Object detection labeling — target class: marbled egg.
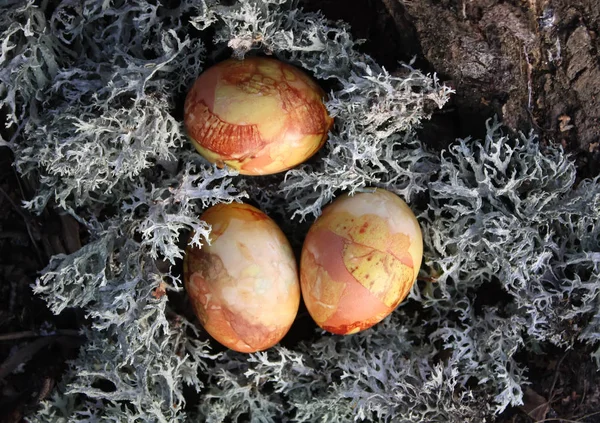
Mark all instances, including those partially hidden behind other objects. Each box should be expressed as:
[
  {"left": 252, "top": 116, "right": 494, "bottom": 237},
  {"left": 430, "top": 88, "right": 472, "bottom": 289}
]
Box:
[
  {"left": 183, "top": 203, "right": 300, "bottom": 352},
  {"left": 300, "top": 189, "right": 423, "bottom": 335},
  {"left": 184, "top": 57, "right": 333, "bottom": 175}
]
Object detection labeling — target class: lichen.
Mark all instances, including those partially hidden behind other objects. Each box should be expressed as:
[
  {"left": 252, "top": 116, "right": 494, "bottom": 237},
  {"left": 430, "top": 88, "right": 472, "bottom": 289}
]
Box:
[{"left": 1, "top": 1, "right": 598, "bottom": 422}]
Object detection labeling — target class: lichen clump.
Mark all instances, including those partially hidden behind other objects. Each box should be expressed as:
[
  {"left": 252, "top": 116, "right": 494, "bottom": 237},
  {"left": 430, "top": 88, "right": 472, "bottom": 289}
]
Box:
[{"left": 1, "top": 1, "right": 599, "bottom": 422}]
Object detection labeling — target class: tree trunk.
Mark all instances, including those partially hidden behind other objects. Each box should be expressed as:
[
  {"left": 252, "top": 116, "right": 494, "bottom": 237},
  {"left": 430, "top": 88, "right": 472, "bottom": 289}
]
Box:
[{"left": 302, "top": 0, "right": 600, "bottom": 177}]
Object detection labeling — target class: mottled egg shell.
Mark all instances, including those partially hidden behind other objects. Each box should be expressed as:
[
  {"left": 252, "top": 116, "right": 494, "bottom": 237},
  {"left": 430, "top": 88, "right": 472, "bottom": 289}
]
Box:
[
  {"left": 184, "top": 203, "right": 300, "bottom": 353},
  {"left": 300, "top": 189, "right": 423, "bottom": 335},
  {"left": 184, "top": 57, "right": 333, "bottom": 175}
]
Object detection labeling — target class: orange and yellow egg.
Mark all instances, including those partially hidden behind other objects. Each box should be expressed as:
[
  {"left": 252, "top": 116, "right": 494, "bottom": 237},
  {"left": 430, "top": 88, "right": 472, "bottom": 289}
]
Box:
[
  {"left": 300, "top": 189, "right": 423, "bottom": 335},
  {"left": 184, "top": 57, "right": 333, "bottom": 175}
]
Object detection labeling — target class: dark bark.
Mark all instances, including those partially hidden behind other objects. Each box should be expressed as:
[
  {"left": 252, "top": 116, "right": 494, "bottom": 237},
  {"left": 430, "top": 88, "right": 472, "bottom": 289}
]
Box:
[
  {"left": 384, "top": 0, "right": 600, "bottom": 175},
  {"left": 302, "top": 0, "right": 600, "bottom": 176}
]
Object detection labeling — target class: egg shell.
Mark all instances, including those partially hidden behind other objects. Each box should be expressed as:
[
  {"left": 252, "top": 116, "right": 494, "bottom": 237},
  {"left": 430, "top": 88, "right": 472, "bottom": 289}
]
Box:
[
  {"left": 184, "top": 57, "right": 333, "bottom": 175},
  {"left": 300, "top": 189, "right": 423, "bottom": 335},
  {"left": 183, "top": 203, "right": 300, "bottom": 353}
]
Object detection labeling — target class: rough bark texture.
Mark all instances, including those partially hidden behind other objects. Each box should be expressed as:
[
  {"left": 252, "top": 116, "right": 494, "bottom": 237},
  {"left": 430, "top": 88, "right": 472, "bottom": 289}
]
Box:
[
  {"left": 302, "top": 0, "right": 600, "bottom": 176},
  {"left": 384, "top": 0, "right": 600, "bottom": 174}
]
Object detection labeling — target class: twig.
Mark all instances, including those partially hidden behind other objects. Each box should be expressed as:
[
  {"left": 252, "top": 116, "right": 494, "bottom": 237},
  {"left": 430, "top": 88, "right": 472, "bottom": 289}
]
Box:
[
  {"left": 0, "top": 117, "right": 26, "bottom": 148},
  {"left": 0, "top": 331, "right": 37, "bottom": 341},
  {"left": 0, "top": 184, "right": 45, "bottom": 265},
  {"left": 0, "top": 185, "right": 28, "bottom": 221},
  {"left": 548, "top": 351, "right": 569, "bottom": 403},
  {"left": 417, "top": 276, "right": 438, "bottom": 283},
  {"left": 0, "top": 336, "right": 58, "bottom": 381},
  {"left": 535, "top": 410, "right": 600, "bottom": 423},
  {"left": 36, "top": 376, "right": 54, "bottom": 402},
  {"left": 523, "top": 387, "right": 551, "bottom": 421},
  {"left": 0, "top": 329, "right": 81, "bottom": 342},
  {"left": 0, "top": 231, "right": 28, "bottom": 240},
  {"left": 575, "top": 410, "right": 600, "bottom": 422},
  {"left": 525, "top": 351, "right": 569, "bottom": 420},
  {"left": 523, "top": 45, "right": 533, "bottom": 111},
  {"left": 59, "top": 213, "right": 82, "bottom": 254},
  {"left": 575, "top": 379, "right": 587, "bottom": 414}
]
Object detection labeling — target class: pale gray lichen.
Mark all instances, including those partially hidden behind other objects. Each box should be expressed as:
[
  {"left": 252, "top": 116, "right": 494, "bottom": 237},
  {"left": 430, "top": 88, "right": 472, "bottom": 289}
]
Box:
[
  {"left": 419, "top": 119, "right": 600, "bottom": 412},
  {"left": 1, "top": 0, "right": 599, "bottom": 422},
  {"left": 421, "top": 119, "right": 600, "bottom": 348}
]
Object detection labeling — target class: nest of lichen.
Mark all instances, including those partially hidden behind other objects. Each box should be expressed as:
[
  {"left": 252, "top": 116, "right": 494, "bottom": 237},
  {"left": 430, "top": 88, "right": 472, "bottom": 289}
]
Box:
[{"left": 1, "top": 1, "right": 599, "bottom": 421}]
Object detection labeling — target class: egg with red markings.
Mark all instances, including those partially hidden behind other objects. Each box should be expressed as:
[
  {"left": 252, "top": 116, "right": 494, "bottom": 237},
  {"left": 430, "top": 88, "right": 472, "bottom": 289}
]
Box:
[
  {"left": 183, "top": 203, "right": 300, "bottom": 353},
  {"left": 300, "top": 189, "right": 423, "bottom": 335},
  {"left": 184, "top": 57, "right": 333, "bottom": 175}
]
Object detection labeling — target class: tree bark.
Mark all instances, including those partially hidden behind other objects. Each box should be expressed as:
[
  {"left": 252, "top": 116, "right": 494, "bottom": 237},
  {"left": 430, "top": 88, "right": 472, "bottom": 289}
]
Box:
[{"left": 381, "top": 0, "right": 600, "bottom": 175}]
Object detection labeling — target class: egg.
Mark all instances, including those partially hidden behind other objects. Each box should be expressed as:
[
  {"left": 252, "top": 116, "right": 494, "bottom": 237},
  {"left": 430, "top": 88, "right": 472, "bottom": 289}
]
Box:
[
  {"left": 184, "top": 57, "right": 333, "bottom": 175},
  {"left": 300, "top": 189, "right": 423, "bottom": 335},
  {"left": 183, "top": 203, "right": 300, "bottom": 353}
]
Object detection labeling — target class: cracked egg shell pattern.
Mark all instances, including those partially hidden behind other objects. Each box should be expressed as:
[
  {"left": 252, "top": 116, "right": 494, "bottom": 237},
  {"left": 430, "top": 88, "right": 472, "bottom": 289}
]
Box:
[
  {"left": 184, "top": 203, "right": 300, "bottom": 353},
  {"left": 300, "top": 189, "right": 423, "bottom": 335},
  {"left": 184, "top": 57, "right": 333, "bottom": 175}
]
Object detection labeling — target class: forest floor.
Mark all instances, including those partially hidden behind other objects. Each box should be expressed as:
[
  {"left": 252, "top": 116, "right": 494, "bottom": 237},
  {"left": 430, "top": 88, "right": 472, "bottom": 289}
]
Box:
[{"left": 1, "top": 0, "right": 599, "bottom": 422}]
